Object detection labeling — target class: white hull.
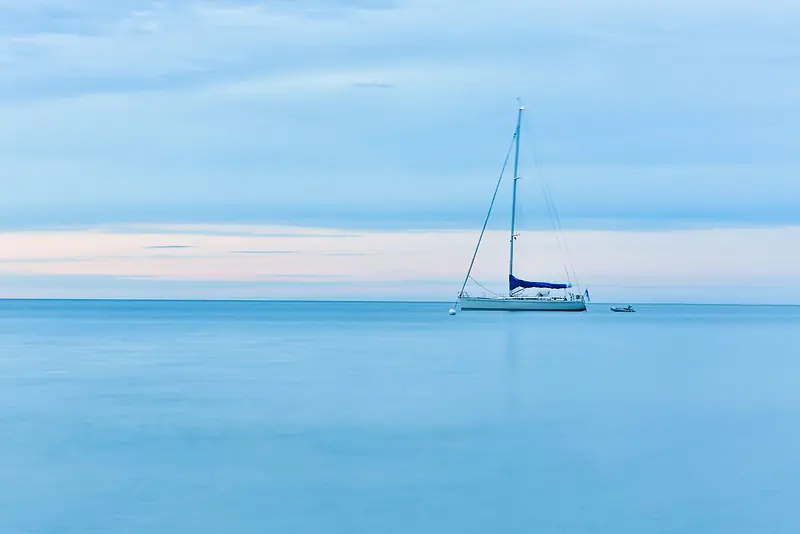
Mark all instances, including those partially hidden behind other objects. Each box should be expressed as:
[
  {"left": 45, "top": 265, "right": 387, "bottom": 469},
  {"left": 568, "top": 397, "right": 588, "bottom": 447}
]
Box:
[{"left": 459, "top": 297, "right": 587, "bottom": 312}]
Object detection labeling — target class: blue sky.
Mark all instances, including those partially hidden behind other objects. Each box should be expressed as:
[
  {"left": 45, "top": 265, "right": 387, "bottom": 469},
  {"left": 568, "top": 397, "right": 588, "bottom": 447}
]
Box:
[
  {"left": 2, "top": 0, "right": 799, "bottom": 229},
  {"left": 0, "top": 0, "right": 799, "bottom": 300}
]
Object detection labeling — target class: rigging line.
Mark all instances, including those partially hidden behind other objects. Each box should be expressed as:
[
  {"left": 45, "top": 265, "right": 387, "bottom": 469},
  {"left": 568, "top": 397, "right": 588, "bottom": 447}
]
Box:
[
  {"left": 514, "top": 100, "right": 573, "bottom": 285},
  {"left": 520, "top": 118, "right": 582, "bottom": 290},
  {"left": 513, "top": 104, "right": 571, "bottom": 279},
  {"left": 540, "top": 163, "right": 580, "bottom": 289},
  {"left": 468, "top": 276, "right": 503, "bottom": 297},
  {"left": 542, "top": 172, "right": 581, "bottom": 289},
  {"left": 542, "top": 186, "right": 573, "bottom": 283},
  {"left": 453, "top": 132, "right": 518, "bottom": 308},
  {"left": 514, "top": 187, "right": 568, "bottom": 287},
  {"left": 521, "top": 122, "right": 572, "bottom": 283},
  {"left": 532, "top": 158, "right": 571, "bottom": 282}
]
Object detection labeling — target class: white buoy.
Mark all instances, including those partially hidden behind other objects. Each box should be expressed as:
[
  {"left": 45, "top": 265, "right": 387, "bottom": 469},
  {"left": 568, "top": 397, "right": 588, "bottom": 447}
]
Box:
[{"left": 448, "top": 309, "right": 457, "bottom": 316}]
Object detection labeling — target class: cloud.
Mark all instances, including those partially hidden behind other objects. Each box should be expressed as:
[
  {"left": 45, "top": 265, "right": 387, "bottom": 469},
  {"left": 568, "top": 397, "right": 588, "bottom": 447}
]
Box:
[
  {"left": 230, "top": 250, "right": 297, "bottom": 255},
  {"left": 0, "top": 0, "right": 798, "bottom": 231},
  {"left": 351, "top": 82, "right": 394, "bottom": 89},
  {"left": 0, "top": 224, "right": 798, "bottom": 302},
  {"left": 319, "top": 253, "right": 372, "bottom": 256}
]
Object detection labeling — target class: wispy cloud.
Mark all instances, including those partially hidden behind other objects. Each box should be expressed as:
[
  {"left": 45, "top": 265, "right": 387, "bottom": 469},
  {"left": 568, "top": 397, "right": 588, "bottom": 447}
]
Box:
[
  {"left": 0, "top": 0, "right": 797, "bottom": 233},
  {"left": 351, "top": 82, "right": 394, "bottom": 89},
  {"left": 319, "top": 253, "right": 372, "bottom": 257},
  {"left": 229, "top": 250, "right": 297, "bottom": 255},
  {"left": 0, "top": 224, "right": 798, "bottom": 302}
]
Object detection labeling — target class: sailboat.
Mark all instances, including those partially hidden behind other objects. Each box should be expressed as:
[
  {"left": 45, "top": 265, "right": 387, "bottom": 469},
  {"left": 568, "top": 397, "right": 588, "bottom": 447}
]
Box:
[{"left": 452, "top": 106, "right": 587, "bottom": 313}]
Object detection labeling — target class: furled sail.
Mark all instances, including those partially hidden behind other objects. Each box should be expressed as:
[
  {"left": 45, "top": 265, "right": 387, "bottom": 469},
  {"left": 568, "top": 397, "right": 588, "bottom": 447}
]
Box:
[{"left": 509, "top": 274, "right": 572, "bottom": 291}]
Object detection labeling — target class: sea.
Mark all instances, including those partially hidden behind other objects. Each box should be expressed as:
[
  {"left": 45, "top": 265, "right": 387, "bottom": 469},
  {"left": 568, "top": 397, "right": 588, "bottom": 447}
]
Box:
[{"left": 1, "top": 300, "right": 799, "bottom": 533}]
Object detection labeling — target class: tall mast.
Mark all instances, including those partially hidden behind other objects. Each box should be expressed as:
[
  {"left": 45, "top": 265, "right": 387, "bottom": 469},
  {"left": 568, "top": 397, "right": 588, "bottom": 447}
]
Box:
[{"left": 509, "top": 106, "right": 524, "bottom": 278}]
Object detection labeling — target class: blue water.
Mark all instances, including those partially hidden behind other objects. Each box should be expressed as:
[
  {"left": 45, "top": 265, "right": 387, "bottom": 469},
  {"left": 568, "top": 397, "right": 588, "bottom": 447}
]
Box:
[{"left": 1, "top": 300, "right": 799, "bottom": 533}]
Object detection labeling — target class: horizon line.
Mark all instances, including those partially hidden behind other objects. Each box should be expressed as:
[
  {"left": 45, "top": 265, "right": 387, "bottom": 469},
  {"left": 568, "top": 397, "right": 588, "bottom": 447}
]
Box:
[{"left": 0, "top": 298, "right": 797, "bottom": 307}]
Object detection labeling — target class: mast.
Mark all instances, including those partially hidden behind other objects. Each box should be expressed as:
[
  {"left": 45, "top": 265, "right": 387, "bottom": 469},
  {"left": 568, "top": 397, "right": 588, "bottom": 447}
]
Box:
[{"left": 509, "top": 106, "right": 524, "bottom": 278}]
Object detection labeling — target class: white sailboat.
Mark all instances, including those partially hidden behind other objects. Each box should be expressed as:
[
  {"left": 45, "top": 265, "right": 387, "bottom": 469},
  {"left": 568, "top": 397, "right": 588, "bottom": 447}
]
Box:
[{"left": 451, "top": 105, "right": 587, "bottom": 313}]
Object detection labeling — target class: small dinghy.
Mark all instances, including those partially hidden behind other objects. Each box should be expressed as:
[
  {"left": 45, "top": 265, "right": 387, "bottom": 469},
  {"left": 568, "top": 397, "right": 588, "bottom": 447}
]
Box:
[{"left": 611, "top": 305, "right": 635, "bottom": 313}]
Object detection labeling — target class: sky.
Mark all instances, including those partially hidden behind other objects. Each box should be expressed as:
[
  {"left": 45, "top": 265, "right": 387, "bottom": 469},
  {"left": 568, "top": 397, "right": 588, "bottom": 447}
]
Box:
[{"left": 1, "top": 0, "right": 799, "bottom": 302}]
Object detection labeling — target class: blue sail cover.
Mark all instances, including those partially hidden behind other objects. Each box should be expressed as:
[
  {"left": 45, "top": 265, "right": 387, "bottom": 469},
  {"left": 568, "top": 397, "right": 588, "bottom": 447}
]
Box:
[{"left": 509, "top": 274, "right": 572, "bottom": 291}]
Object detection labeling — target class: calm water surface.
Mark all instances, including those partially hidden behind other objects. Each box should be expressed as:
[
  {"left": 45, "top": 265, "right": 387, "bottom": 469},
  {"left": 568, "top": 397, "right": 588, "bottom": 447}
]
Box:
[{"left": 1, "top": 300, "right": 799, "bottom": 533}]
